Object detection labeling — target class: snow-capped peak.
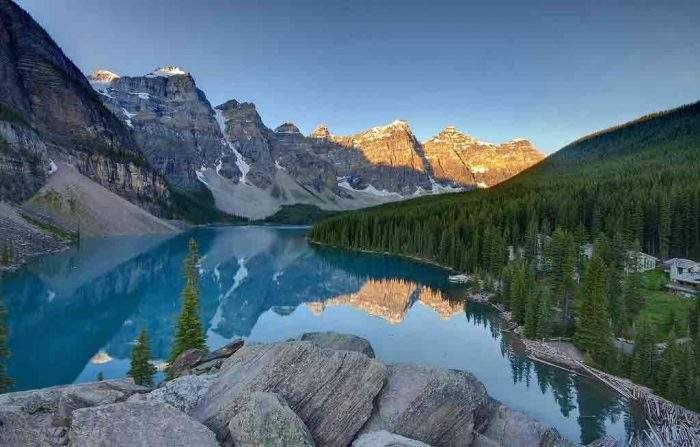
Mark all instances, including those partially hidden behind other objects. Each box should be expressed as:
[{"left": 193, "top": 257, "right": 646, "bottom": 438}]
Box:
[
  {"left": 88, "top": 69, "right": 120, "bottom": 84},
  {"left": 146, "top": 65, "right": 187, "bottom": 78}
]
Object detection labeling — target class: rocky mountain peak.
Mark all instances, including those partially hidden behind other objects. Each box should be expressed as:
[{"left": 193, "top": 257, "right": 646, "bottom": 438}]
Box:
[
  {"left": 310, "top": 124, "right": 331, "bottom": 139},
  {"left": 88, "top": 69, "right": 120, "bottom": 84},
  {"left": 427, "top": 126, "right": 491, "bottom": 147},
  {"left": 275, "top": 122, "right": 301, "bottom": 134},
  {"left": 146, "top": 65, "right": 188, "bottom": 78}
]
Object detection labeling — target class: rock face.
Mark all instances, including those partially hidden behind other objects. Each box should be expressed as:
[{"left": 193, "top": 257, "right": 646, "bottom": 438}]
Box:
[
  {"left": 195, "top": 341, "right": 387, "bottom": 446},
  {"left": 88, "top": 67, "right": 224, "bottom": 189},
  {"left": 0, "top": 0, "right": 175, "bottom": 269},
  {"left": 423, "top": 126, "right": 544, "bottom": 188},
  {"left": 297, "top": 331, "right": 376, "bottom": 358},
  {"left": 69, "top": 401, "right": 219, "bottom": 447},
  {"left": 0, "top": 0, "right": 170, "bottom": 212},
  {"left": 0, "top": 335, "right": 585, "bottom": 447},
  {"left": 227, "top": 392, "right": 315, "bottom": 447}
]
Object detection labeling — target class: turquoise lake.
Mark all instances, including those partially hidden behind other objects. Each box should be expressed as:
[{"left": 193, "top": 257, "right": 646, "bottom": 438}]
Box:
[{"left": 2, "top": 226, "right": 639, "bottom": 444}]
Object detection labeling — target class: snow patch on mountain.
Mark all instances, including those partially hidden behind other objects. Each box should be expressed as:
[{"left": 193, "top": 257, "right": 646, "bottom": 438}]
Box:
[
  {"left": 337, "top": 177, "right": 403, "bottom": 198},
  {"left": 214, "top": 109, "right": 251, "bottom": 183},
  {"left": 146, "top": 65, "right": 187, "bottom": 78}
]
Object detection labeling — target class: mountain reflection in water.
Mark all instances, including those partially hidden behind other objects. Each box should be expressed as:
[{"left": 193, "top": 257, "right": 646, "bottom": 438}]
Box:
[{"left": 2, "top": 226, "right": 637, "bottom": 444}]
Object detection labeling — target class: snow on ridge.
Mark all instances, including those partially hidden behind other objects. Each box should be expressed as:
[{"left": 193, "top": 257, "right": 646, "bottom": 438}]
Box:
[
  {"left": 88, "top": 69, "right": 120, "bottom": 84},
  {"left": 121, "top": 107, "right": 136, "bottom": 128},
  {"left": 214, "top": 109, "right": 251, "bottom": 183},
  {"left": 47, "top": 159, "right": 58, "bottom": 175},
  {"left": 146, "top": 65, "right": 187, "bottom": 78},
  {"left": 367, "top": 119, "right": 409, "bottom": 134},
  {"left": 337, "top": 177, "right": 403, "bottom": 198},
  {"left": 195, "top": 165, "right": 209, "bottom": 186}
]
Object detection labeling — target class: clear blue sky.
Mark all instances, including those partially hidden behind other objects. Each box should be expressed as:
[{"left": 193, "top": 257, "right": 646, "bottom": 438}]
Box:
[{"left": 17, "top": 0, "right": 700, "bottom": 153}]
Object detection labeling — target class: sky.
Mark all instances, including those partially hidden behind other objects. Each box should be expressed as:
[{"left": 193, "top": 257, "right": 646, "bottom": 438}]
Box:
[{"left": 17, "top": 0, "right": 700, "bottom": 153}]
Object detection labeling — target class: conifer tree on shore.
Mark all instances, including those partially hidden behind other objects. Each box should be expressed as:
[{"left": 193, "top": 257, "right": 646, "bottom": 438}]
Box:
[
  {"left": 128, "top": 329, "right": 156, "bottom": 387},
  {"left": 574, "top": 254, "right": 612, "bottom": 364},
  {"left": 168, "top": 239, "right": 206, "bottom": 371}
]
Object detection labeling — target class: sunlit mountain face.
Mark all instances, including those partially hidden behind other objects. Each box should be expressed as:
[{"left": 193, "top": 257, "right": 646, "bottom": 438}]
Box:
[{"left": 3, "top": 226, "right": 635, "bottom": 444}]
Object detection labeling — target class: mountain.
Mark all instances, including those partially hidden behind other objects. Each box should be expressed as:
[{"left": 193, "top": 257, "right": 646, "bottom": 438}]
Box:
[
  {"left": 0, "top": 0, "right": 179, "bottom": 268},
  {"left": 0, "top": 1, "right": 169, "bottom": 212},
  {"left": 88, "top": 67, "right": 223, "bottom": 190},
  {"left": 311, "top": 101, "right": 700, "bottom": 267},
  {"left": 423, "top": 126, "right": 544, "bottom": 188},
  {"left": 0, "top": 0, "right": 544, "bottom": 247},
  {"left": 89, "top": 68, "right": 542, "bottom": 219}
]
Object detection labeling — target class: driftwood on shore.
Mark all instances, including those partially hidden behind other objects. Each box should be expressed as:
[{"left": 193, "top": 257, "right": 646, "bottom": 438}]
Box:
[
  {"left": 522, "top": 331, "right": 700, "bottom": 447},
  {"left": 469, "top": 293, "right": 700, "bottom": 447}
]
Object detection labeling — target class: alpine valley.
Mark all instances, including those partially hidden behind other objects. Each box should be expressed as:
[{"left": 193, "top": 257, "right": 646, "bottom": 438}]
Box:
[{"left": 0, "top": 0, "right": 543, "bottom": 268}]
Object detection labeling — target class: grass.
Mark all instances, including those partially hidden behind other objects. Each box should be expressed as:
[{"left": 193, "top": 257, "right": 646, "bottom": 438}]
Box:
[
  {"left": 20, "top": 213, "right": 77, "bottom": 242},
  {"left": 639, "top": 269, "right": 693, "bottom": 340}
]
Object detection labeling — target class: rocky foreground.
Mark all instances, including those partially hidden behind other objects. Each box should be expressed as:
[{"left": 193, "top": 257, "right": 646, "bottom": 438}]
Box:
[{"left": 0, "top": 333, "right": 615, "bottom": 446}]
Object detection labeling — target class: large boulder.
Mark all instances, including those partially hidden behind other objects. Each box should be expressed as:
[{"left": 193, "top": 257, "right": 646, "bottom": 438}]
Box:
[
  {"left": 0, "top": 408, "right": 49, "bottom": 446},
  {"left": 227, "top": 392, "right": 315, "bottom": 447},
  {"left": 142, "top": 373, "right": 216, "bottom": 415},
  {"left": 297, "top": 332, "right": 375, "bottom": 358},
  {"left": 473, "top": 403, "right": 574, "bottom": 447},
  {"left": 69, "top": 401, "right": 218, "bottom": 447},
  {"left": 353, "top": 430, "right": 431, "bottom": 447},
  {"left": 360, "top": 364, "right": 490, "bottom": 446},
  {"left": 195, "top": 341, "right": 387, "bottom": 446},
  {"left": 0, "top": 378, "right": 150, "bottom": 442},
  {"left": 166, "top": 348, "right": 207, "bottom": 379}
]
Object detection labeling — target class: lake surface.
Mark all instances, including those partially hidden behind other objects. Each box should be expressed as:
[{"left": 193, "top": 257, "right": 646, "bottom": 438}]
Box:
[{"left": 2, "top": 226, "right": 638, "bottom": 444}]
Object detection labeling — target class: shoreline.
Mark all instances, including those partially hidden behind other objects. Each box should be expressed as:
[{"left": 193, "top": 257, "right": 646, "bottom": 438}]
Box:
[{"left": 308, "top": 237, "right": 700, "bottom": 446}]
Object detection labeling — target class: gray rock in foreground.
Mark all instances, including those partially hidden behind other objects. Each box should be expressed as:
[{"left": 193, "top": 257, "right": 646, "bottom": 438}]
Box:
[
  {"left": 195, "top": 340, "right": 387, "bottom": 446},
  {"left": 353, "top": 430, "right": 431, "bottom": 447},
  {"left": 298, "top": 331, "right": 376, "bottom": 358},
  {"left": 361, "top": 364, "right": 490, "bottom": 446},
  {"left": 473, "top": 403, "right": 575, "bottom": 447},
  {"left": 142, "top": 373, "right": 216, "bottom": 415},
  {"left": 69, "top": 401, "right": 218, "bottom": 447},
  {"left": 227, "top": 392, "right": 315, "bottom": 447},
  {"left": 0, "top": 333, "right": 596, "bottom": 447}
]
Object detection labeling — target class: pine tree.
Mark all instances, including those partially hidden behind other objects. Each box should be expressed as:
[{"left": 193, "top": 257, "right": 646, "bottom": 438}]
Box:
[
  {"left": 656, "top": 330, "right": 679, "bottom": 395},
  {"left": 128, "top": 329, "right": 156, "bottom": 387},
  {"left": 630, "top": 319, "right": 656, "bottom": 386},
  {"left": 574, "top": 254, "right": 612, "bottom": 364},
  {"left": 535, "top": 285, "right": 552, "bottom": 339},
  {"left": 168, "top": 239, "right": 206, "bottom": 367},
  {"left": 96, "top": 371, "right": 104, "bottom": 381}
]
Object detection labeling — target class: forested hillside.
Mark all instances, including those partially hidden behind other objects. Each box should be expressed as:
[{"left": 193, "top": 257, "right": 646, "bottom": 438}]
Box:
[
  {"left": 311, "top": 101, "right": 700, "bottom": 268},
  {"left": 310, "top": 101, "right": 700, "bottom": 410}
]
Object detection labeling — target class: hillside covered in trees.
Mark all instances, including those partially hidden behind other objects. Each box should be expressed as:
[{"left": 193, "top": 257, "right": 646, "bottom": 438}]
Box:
[{"left": 310, "top": 101, "right": 700, "bottom": 410}]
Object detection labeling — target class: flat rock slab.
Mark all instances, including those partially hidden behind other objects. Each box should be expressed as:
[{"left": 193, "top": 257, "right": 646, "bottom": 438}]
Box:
[
  {"left": 0, "top": 408, "right": 50, "bottom": 446},
  {"left": 69, "top": 401, "right": 218, "bottom": 447},
  {"left": 142, "top": 373, "right": 217, "bottom": 415},
  {"left": 361, "top": 364, "right": 490, "bottom": 446},
  {"left": 195, "top": 341, "right": 387, "bottom": 446},
  {"left": 353, "top": 430, "right": 431, "bottom": 447},
  {"left": 298, "top": 332, "right": 375, "bottom": 358},
  {"left": 227, "top": 392, "right": 315, "bottom": 447},
  {"left": 474, "top": 403, "right": 574, "bottom": 447}
]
